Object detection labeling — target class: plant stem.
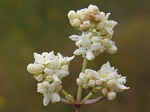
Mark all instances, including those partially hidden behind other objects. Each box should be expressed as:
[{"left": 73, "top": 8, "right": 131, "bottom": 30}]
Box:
[
  {"left": 76, "top": 108, "right": 81, "bottom": 112},
  {"left": 76, "top": 86, "right": 82, "bottom": 102},
  {"left": 84, "top": 96, "right": 106, "bottom": 104},
  {"left": 81, "top": 92, "right": 93, "bottom": 104},
  {"left": 61, "top": 89, "right": 75, "bottom": 103},
  {"left": 76, "top": 58, "right": 88, "bottom": 102},
  {"left": 81, "top": 58, "right": 88, "bottom": 72}
]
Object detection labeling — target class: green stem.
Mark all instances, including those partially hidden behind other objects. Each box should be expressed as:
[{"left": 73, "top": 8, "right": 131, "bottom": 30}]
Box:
[
  {"left": 76, "top": 58, "right": 88, "bottom": 102},
  {"left": 81, "top": 58, "right": 88, "bottom": 72},
  {"left": 76, "top": 86, "right": 82, "bottom": 102},
  {"left": 81, "top": 92, "right": 93, "bottom": 104},
  {"left": 61, "top": 89, "right": 75, "bottom": 103}
]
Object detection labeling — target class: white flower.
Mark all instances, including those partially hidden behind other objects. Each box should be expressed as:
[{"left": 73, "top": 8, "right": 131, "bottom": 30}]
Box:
[
  {"left": 27, "top": 63, "right": 44, "bottom": 74},
  {"left": 44, "top": 58, "right": 69, "bottom": 78},
  {"left": 37, "top": 81, "right": 60, "bottom": 106},
  {"left": 56, "top": 53, "right": 74, "bottom": 65},
  {"left": 68, "top": 4, "right": 117, "bottom": 35},
  {"left": 76, "top": 61, "right": 129, "bottom": 95},
  {"left": 34, "top": 51, "right": 55, "bottom": 65},
  {"left": 99, "top": 61, "right": 115, "bottom": 75},
  {"left": 98, "top": 61, "right": 130, "bottom": 92},
  {"left": 70, "top": 31, "right": 101, "bottom": 60},
  {"left": 98, "top": 12, "right": 117, "bottom": 35}
]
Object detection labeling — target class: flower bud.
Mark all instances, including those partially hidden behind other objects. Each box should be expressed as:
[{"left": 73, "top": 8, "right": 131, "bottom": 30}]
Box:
[
  {"left": 107, "top": 91, "right": 116, "bottom": 100},
  {"left": 101, "top": 38, "right": 110, "bottom": 47},
  {"left": 96, "top": 22, "right": 104, "bottom": 30},
  {"left": 108, "top": 45, "right": 118, "bottom": 54},
  {"left": 95, "top": 15, "right": 101, "bottom": 22},
  {"left": 96, "top": 80, "right": 103, "bottom": 86},
  {"left": 99, "top": 12, "right": 105, "bottom": 19},
  {"left": 79, "top": 73, "right": 88, "bottom": 83},
  {"left": 101, "top": 88, "right": 108, "bottom": 96},
  {"left": 68, "top": 10, "right": 76, "bottom": 20},
  {"left": 82, "top": 83, "right": 89, "bottom": 89},
  {"left": 35, "top": 75, "right": 44, "bottom": 82},
  {"left": 91, "top": 36, "right": 100, "bottom": 43},
  {"left": 76, "top": 78, "right": 83, "bottom": 86},
  {"left": 76, "top": 10, "right": 82, "bottom": 18},
  {"left": 88, "top": 4, "right": 99, "bottom": 14},
  {"left": 27, "top": 63, "right": 44, "bottom": 74},
  {"left": 88, "top": 79, "right": 95, "bottom": 87},
  {"left": 46, "top": 75, "right": 53, "bottom": 82},
  {"left": 72, "top": 19, "right": 81, "bottom": 27},
  {"left": 83, "top": 21, "right": 91, "bottom": 29},
  {"left": 107, "top": 80, "right": 115, "bottom": 87}
]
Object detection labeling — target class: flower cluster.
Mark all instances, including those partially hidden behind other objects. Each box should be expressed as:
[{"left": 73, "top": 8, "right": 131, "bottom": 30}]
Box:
[
  {"left": 76, "top": 61, "right": 130, "bottom": 100},
  {"left": 69, "top": 31, "right": 117, "bottom": 61},
  {"left": 68, "top": 4, "right": 117, "bottom": 36},
  {"left": 68, "top": 4, "right": 118, "bottom": 61},
  {"left": 27, "top": 51, "right": 74, "bottom": 106}
]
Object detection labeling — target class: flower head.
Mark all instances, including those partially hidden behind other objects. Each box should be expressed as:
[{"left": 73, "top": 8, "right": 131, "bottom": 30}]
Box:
[
  {"left": 27, "top": 51, "right": 74, "bottom": 82},
  {"left": 76, "top": 61, "right": 130, "bottom": 100},
  {"left": 37, "top": 81, "right": 60, "bottom": 106},
  {"left": 69, "top": 31, "right": 117, "bottom": 61},
  {"left": 68, "top": 4, "right": 117, "bottom": 37},
  {"left": 27, "top": 51, "right": 74, "bottom": 105}
]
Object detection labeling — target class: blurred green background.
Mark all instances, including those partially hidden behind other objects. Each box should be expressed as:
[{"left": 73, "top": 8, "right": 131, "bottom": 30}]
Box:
[{"left": 0, "top": 0, "right": 150, "bottom": 112}]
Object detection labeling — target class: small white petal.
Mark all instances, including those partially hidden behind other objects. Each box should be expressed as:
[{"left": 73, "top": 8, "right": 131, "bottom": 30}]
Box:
[
  {"left": 43, "top": 94, "right": 50, "bottom": 106},
  {"left": 74, "top": 48, "right": 86, "bottom": 55},
  {"left": 69, "top": 35, "right": 81, "bottom": 41},
  {"left": 100, "top": 61, "right": 111, "bottom": 74},
  {"left": 86, "top": 50, "right": 95, "bottom": 61},
  {"left": 44, "top": 68, "right": 53, "bottom": 74},
  {"left": 51, "top": 93, "right": 60, "bottom": 103},
  {"left": 34, "top": 53, "right": 43, "bottom": 64},
  {"left": 53, "top": 74, "right": 60, "bottom": 82},
  {"left": 56, "top": 70, "right": 69, "bottom": 77},
  {"left": 107, "top": 72, "right": 117, "bottom": 80},
  {"left": 48, "top": 84, "right": 55, "bottom": 93},
  {"left": 104, "top": 13, "right": 111, "bottom": 21},
  {"left": 90, "top": 43, "right": 100, "bottom": 51},
  {"left": 117, "top": 84, "right": 130, "bottom": 90}
]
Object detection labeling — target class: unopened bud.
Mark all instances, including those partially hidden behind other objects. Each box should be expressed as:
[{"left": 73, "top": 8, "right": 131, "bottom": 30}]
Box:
[
  {"left": 46, "top": 75, "right": 53, "bottom": 82},
  {"left": 108, "top": 45, "right": 118, "bottom": 54},
  {"left": 88, "top": 5, "right": 99, "bottom": 14},
  {"left": 101, "top": 88, "right": 108, "bottom": 95},
  {"left": 107, "top": 91, "right": 116, "bottom": 100},
  {"left": 96, "top": 80, "right": 103, "bottom": 86},
  {"left": 107, "top": 80, "right": 115, "bottom": 87},
  {"left": 82, "top": 83, "right": 89, "bottom": 89},
  {"left": 35, "top": 75, "right": 43, "bottom": 82},
  {"left": 83, "top": 21, "right": 91, "bottom": 28},
  {"left": 76, "top": 78, "right": 83, "bottom": 86},
  {"left": 88, "top": 79, "right": 95, "bottom": 87},
  {"left": 68, "top": 10, "right": 76, "bottom": 20},
  {"left": 72, "top": 19, "right": 81, "bottom": 27}
]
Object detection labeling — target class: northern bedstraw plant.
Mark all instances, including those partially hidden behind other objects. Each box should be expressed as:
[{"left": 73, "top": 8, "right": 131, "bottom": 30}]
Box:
[{"left": 27, "top": 4, "right": 130, "bottom": 112}]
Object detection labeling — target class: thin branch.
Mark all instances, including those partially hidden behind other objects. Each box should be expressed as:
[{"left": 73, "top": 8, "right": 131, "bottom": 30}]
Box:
[
  {"left": 60, "top": 98, "right": 72, "bottom": 104},
  {"left": 84, "top": 96, "right": 106, "bottom": 105}
]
